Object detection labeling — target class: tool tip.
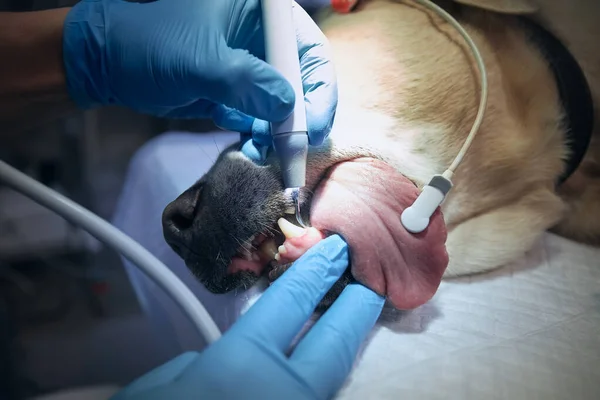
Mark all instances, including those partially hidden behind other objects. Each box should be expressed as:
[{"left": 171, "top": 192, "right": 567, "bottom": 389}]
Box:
[{"left": 284, "top": 188, "right": 308, "bottom": 228}]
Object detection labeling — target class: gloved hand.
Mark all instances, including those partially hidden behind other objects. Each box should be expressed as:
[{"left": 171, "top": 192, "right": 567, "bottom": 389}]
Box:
[
  {"left": 111, "top": 235, "right": 385, "bottom": 400},
  {"left": 63, "top": 0, "right": 337, "bottom": 162}
]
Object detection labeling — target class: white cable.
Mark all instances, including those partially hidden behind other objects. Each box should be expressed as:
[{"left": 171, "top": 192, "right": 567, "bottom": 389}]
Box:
[
  {"left": 420, "top": 0, "right": 489, "bottom": 175},
  {"left": 401, "top": 0, "right": 488, "bottom": 233},
  {"left": 414, "top": 0, "right": 488, "bottom": 179},
  {"left": 0, "top": 159, "right": 222, "bottom": 345}
]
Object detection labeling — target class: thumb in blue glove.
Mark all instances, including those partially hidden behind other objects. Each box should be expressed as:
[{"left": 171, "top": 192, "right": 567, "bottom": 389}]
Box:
[{"left": 111, "top": 235, "right": 384, "bottom": 400}]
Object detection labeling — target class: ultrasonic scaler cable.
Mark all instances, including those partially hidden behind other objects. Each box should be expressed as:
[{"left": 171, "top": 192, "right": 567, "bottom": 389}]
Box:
[{"left": 400, "top": 0, "right": 489, "bottom": 234}]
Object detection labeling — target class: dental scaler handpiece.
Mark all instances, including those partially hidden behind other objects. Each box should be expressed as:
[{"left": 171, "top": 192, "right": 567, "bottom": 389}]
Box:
[{"left": 261, "top": 0, "right": 309, "bottom": 219}]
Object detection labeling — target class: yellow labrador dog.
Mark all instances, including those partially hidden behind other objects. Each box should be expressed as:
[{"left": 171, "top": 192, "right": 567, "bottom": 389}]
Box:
[{"left": 162, "top": 0, "right": 600, "bottom": 309}]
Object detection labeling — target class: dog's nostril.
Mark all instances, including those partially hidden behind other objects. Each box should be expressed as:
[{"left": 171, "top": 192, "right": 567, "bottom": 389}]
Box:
[
  {"left": 163, "top": 202, "right": 196, "bottom": 235},
  {"left": 163, "top": 186, "right": 202, "bottom": 235},
  {"left": 170, "top": 211, "right": 194, "bottom": 231},
  {"left": 162, "top": 185, "right": 203, "bottom": 253}
]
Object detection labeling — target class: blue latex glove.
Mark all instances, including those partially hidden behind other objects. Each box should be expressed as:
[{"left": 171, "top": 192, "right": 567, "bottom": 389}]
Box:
[
  {"left": 111, "top": 235, "right": 385, "bottom": 400},
  {"left": 63, "top": 0, "right": 337, "bottom": 163}
]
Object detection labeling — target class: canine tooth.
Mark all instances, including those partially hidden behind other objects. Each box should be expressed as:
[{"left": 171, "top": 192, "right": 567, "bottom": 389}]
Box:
[
  {"left": 278, "top": 245, "right": 287, "bottom": 255},
  {"left": 277, "top": 218, "right": 305, "bottom": 239},
  {"left": 253, "top": 233, "right": 266, "bottom": 246},
  {"left": 259, "top": 239, "right": 278, "bottom": 260}
]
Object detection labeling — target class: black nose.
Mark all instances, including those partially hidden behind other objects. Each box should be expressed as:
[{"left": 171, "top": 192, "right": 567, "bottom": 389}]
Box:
[{"left": 162, "top": 186, "right": 201, "bottom": 253}]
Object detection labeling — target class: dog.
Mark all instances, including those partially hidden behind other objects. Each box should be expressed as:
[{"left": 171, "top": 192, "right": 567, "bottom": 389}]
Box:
[{"left": 161, "top": 0, "right": 600, "bottom": 310}]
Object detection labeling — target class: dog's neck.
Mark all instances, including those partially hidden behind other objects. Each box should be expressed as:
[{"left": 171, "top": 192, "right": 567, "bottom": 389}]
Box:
[
  {"left": 326, "top": 104, "right": 447, "bottom": 188},
  {"left": 518, "top": 16, "right": 595, "bottom": 186}
]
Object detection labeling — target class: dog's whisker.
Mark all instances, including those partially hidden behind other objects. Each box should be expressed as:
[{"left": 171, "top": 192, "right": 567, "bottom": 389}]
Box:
[
  {"left": 197, "top": 143, "right": 216, "bottom": 163},
  {"left": 256, "top": 221, "right": 279, "bottom": 236},
  {"left": 229, "top": 234, "right": 245, "bottom": 249},
  {"left": 229, "top": 234, "right": 258, "bottom": 253},
  {"left": 241, "top": 238, "right": 258, "bottom": 251},
  {"left": 213, "top": 137, "right": 222, "bottom": 155}
]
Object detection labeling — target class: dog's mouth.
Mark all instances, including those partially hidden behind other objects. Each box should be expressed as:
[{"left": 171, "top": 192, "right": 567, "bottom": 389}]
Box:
[
  {"left": 227, "top": 221, "right": 288, "bottom": 278},
  {"left": 223, "top": 156, "right": 450, "bottom": 310}
]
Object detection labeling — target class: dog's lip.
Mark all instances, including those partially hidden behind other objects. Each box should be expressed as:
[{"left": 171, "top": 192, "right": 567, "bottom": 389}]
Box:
[
  {"left": 308, "top": 156, "right": 449, "bottom": 309},
  {"left": 223, "top": 158, "right": 362, "bottom": 279},
  {"left": 166, "top": 236, "right": 202, "bottom": 260},
  {"left": 218, "top": 156, "right": 379, "bottom": 286}
]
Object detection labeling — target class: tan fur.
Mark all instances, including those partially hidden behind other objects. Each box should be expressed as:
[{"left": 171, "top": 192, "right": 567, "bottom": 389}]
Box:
[{"left": 311, "top": 0, "right": 600, "bottom": 278}]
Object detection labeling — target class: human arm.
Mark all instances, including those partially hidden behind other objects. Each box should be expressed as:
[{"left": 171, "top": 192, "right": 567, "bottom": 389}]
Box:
[
  {"left": 0, "top": 8, "right": 76, "bottom": 136},
  {"left": 0, "top": 0, "right": 337, "bottom": 150},
  {"left": 111, "top": 234, "right": 385, "bottom": 400}
]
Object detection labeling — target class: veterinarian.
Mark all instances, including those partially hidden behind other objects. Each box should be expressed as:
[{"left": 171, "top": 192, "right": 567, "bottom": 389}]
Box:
[{"left": 1, "top": 0, "right": 385, "bottom": 398}]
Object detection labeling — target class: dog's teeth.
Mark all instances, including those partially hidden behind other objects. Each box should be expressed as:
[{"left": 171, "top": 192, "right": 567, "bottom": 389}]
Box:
[
  {"left": 277, "top": 218, "right": 306, "bottom": 239},
  {"left": 277, "top": 245, "right": 287, "bottom": 255},
  {"left": 259, "top": 238, "right": 278, "bottom": 260},
  {"left": 273, "top": 244, "right": 288, "bottom": 262},
  {"left": 252, "top": 233, "right": 266, "bottom": 246},
  {"left": 284, "top": 207, "right": 295, "bottom": 215}
]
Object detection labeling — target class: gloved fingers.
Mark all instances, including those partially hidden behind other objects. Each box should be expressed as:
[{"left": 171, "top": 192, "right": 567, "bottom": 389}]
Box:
[
  {"left": 240, "top": 137, "right": 269, "bottom": 163},
  {"left": 212, "top": 107, "right": 269, "bottom": 162},
  {"left": 159, "top": 99, "right": 219, "bottom": 120},
  {"left": 194, "top": 39, "right": 296, "bottom": 124},
  {"left": 212, "top": 6, "right": 338, "bottom": 150},
  {"left": 161, "top": 99, "right": 263, "bottom": 122},
  {"left": 211, "top": 104, "right": 255, "bottom": 133},
  {"left": 288, "top": 283, "right": 385, "bottom": 399},
  {"left": 229, "top": 234, "right": 349, "bottom": 352},
  {"left": 165, "top": 102, "right": 269, "bottom": 166},
  {"left": 212, "top": 106, "right": 272, "bottom": 163},
  {"left": 293, "top": 3, "right": 338, "bottom": 146},
  {"left": 249, "top": 118, "right": 273, "bottom": 147},
  {"left": 110, "top": 352, "right": 200, "bottom": 400},
  {"left": 212, "top": 106, "right": 273, "bottom": 147}
]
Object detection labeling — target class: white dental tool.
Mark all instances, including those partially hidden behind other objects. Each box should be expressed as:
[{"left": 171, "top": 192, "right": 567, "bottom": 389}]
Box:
[
  {"left": 400, "top": 0, "right": 488, "bottom": 234},
  {"left": 261, "top": 0, "right": 309, "bottom": 226}
]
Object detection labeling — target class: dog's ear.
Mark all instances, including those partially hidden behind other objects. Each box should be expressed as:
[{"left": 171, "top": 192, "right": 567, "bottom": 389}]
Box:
[{"left": 453, "top": 0, "right": 538, "bottom": 14}]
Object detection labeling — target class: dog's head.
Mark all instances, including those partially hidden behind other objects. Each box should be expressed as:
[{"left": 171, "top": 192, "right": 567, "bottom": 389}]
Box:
[
  {"left": 163, "top": 127, "right": 450, "bottom": 309},
  {"left": 160, "top": 0, "right": 543, "bottom": 308},
  {"left": 162, "top": 145, "right": 291, "bottom": 293}
]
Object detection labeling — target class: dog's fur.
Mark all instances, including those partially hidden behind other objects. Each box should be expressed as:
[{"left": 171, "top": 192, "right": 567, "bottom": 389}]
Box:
[{"left": 162, "top": 0, "right": 600, "bottom": 301}]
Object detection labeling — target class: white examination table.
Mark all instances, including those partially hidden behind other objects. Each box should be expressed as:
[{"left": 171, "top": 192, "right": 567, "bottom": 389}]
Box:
[{"left": 113, "top": 132, "right": 600, "bottom": 400}]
